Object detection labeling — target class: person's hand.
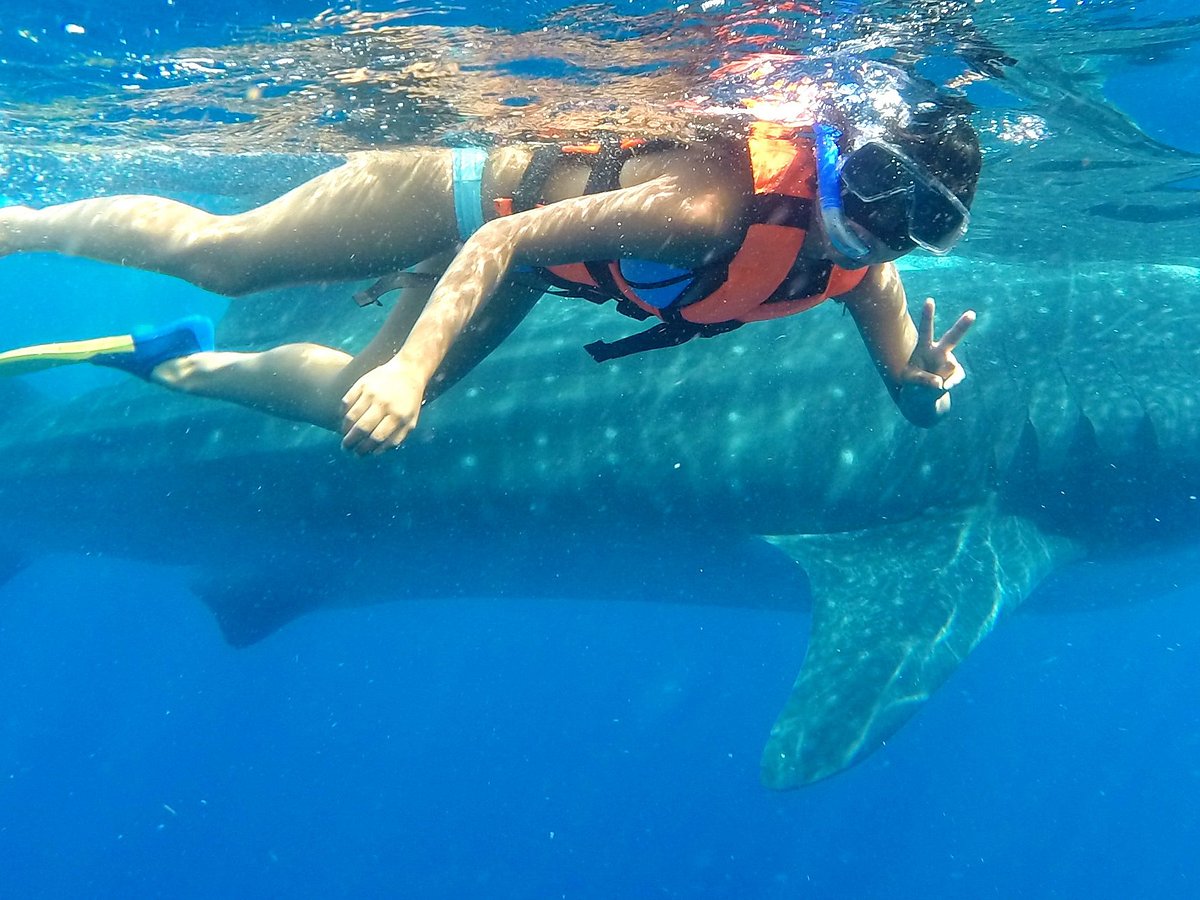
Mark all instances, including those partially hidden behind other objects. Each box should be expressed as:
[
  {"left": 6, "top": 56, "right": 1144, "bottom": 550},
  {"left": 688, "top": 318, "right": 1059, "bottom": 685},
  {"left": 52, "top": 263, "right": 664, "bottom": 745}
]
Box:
[
  {"left": 903, "top": 297, "right": 975, "bottom": 389},
  {"left": 896, "top": 297, "right": 975, "bottom": 426},
  {"left": 340, "top": 361, "right": 427, "bottom": 456}
]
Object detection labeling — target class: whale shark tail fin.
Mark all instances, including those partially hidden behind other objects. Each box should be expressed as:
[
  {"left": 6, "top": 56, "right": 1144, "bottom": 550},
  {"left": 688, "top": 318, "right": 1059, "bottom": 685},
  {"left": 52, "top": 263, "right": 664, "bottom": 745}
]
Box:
[
  {"left": 0, "top": 375, "right": 44, "bottom": 428},
  {"left": 760, "top": 504, "right": 1084, "bottom": 789}
]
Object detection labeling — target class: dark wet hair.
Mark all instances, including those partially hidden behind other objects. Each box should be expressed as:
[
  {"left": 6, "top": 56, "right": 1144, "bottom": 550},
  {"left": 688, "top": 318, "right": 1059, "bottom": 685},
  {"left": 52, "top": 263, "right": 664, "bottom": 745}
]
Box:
[{"left": 842, "top": 103, "right": 982, "bottom": 252}]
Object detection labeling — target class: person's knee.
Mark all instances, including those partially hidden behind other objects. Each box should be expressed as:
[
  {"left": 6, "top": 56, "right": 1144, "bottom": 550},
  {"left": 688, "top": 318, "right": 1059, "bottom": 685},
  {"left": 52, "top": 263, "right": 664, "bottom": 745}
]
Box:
[
  {"left": 169, "top": 228, "right": 264, "bottom": 296},
  {"left": 179, "top": 250, "right": 261, "bottom": 296}
]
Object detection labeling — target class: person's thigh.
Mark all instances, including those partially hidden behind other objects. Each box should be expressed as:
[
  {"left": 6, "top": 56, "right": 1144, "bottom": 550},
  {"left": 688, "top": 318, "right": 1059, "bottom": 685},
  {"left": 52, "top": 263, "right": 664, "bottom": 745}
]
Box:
[{"left": 222, "top": 149, "right": 462, "bottom": 284}]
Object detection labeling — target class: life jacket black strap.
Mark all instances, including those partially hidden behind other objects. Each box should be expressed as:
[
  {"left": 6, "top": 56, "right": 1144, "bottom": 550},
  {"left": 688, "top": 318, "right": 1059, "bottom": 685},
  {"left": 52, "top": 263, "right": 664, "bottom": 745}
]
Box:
[
  {"left": 538, "top": 270, "right": 618, "bottom": 306},
  {"left": 766, "top": 259, "right": 832, "bottom": 303},
  {"left": 511, "top": 136, "right": 665, "bottom": 213},
  {"left": 543, "top": 284, "right": 654, "bottom": 321},
  {"left": 583, "top": 259, "right": 626, "bottom": 305},
  {"left": 582, "top": 133, "right": 630, "bottom": 194},
  {"left": 624, "top": 271, "right": 693, "bottom": 290},
  {"left": 750, "top": 193, "right": 812, "bottom": 229},
  {"left": 584, "top": 320, "right": 741, "bottom": 363},
  {"left": 510, "top": 145, "right": 564, "bottom": 213}
]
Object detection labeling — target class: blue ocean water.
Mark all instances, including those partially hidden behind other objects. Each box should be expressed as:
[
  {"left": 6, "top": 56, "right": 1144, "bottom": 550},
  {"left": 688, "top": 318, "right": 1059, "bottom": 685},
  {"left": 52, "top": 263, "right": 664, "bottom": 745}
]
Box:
[
  {"left": 1, "top": 550, "right": 1197, "bottom": 898},
  {"left": 1, "top": 2, "right": 1199, "bottom": 898}
]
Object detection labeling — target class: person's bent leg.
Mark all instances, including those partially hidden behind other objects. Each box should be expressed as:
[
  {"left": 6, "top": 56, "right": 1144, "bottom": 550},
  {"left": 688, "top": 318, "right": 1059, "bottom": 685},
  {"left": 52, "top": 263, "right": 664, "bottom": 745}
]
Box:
[
  {"left": 147, "top": 258, "right": 444, "bottom": 429},
  {"left": 155, "top": 277, "right": 544, "bottom": 435},
  {"left": 151, "top": 345, "right": 356, "bottom": 430}
]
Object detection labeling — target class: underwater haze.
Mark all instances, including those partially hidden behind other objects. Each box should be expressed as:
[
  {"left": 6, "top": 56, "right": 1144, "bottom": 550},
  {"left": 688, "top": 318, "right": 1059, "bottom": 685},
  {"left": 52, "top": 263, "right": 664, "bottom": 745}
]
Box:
[{"left": 1, "top": 1, "right": 1199, "bottom": 897}]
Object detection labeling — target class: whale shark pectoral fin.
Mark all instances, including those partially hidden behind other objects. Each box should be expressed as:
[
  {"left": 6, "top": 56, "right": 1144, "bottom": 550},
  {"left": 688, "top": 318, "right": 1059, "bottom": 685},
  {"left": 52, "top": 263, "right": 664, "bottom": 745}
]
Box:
[
  {"left": 190, "top": 571, "right": 331, "bottom": 648},
  {"left": 0, "top": 547, "right": 29, "bottom": 592},
  {"left": 760, "top": 505, "right": 1084, "bottom": 790}
]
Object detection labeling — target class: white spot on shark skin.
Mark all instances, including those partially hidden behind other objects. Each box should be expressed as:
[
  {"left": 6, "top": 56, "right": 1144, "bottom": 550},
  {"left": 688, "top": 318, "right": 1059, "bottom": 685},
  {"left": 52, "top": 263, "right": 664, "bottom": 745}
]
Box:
[
  {"left": 604, "top": 427, "right": 618, "bottom": 440},
  {"left": 840, "top": 449, "right": 855, "bottom": 467},
  {"left": 461, "top": 455, "right": 477, "bottom": 469},
  {"left": 535, "top": 433, "right": 549, "bottom": 447}
]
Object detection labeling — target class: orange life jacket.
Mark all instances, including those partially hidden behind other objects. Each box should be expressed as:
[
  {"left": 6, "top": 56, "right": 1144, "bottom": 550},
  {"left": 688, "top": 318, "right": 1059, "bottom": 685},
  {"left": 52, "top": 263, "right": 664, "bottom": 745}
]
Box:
[{"left": 494, "top": 124, "right": 868, "bottom": 361}]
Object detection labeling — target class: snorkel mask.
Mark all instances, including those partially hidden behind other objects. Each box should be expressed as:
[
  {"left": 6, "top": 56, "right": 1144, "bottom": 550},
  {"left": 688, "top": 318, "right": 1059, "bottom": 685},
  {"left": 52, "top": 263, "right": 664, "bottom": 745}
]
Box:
[{"left": 812, "top": 122, "right": 972, "bottom": 260}]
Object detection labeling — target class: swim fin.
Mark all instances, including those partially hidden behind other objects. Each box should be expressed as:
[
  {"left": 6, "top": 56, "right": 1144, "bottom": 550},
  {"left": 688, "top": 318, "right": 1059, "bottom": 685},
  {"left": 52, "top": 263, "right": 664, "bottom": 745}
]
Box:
[
  {"left": 0, "top": 315, "right": 215, "bottom": 379},
  {"left": 92, "top": 315, "right": 215, "bottom": 379}
]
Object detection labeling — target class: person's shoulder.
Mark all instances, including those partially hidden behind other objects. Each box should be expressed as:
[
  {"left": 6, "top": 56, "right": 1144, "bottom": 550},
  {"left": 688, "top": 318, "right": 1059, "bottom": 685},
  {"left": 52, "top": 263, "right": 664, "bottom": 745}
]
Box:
[
  {"left": 685, "top": 133, "right": 747, "bottom": 167},
  {"left": 669, "top": 136, "right": 752, "bottom": 197},
  {"left": 837, "top": 262, "right": 902, "bottom": 304}
]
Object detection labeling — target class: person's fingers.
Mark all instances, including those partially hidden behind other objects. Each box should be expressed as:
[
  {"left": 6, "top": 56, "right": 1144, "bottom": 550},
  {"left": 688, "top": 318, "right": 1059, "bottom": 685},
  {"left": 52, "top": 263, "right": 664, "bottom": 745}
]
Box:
[
  {"left": 941, "top": 354, "right": 966, "bottom": 391},
  {"left": 341, "top": 424, "right": 369, "bottom": 454},
  {"left": 342, "top": 405, "right": 384, "bottom": 453},
  {"left": 365, "top": 416, "right": 408, "bottom": 456},
  {"left": 918, "top": 297, "right": 936, "bottom": 347},
  {"left": 341, "top": 384, "right": 364, "bottom": 419},
  {"left": 937, "top": 310, "right": 976, "bottom": 352},
  {"left": 341, "top": 384, "right": 381, "bottom": 442},
  {"left": 370, "top": 429, "right": 408, "bottom": 456},
  {"left": 341, "top": 413, "right": 371, "bottom": 451},
  {"left": 905, "top": 370, "right": 945, "bottom": 392}
]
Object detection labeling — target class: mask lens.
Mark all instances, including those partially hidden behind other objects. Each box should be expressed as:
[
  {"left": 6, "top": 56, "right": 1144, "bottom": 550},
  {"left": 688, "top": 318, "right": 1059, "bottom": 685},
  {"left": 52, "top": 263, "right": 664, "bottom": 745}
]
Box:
[
  {"left": 840, "top": 141, "right": 970, "bottom": 254},
  {"left": 908, "top": 187, "right": 969, "bottom": 253},
  {"left": 840, "top": 143, "right": 916, "bottom": 201}
]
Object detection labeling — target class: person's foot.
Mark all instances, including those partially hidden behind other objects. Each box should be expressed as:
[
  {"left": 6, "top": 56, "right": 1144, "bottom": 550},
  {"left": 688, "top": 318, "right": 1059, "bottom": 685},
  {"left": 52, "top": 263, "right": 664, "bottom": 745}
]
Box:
[{"left": 92, "top": 315, "right": 215, "bottom": 381}]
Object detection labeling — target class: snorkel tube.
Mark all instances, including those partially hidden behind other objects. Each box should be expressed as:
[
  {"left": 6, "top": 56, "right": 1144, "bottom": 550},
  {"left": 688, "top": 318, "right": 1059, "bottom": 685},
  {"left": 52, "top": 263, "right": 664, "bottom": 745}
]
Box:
[{"left": 812, "top": 123, "right": 871, "bottom": 262}]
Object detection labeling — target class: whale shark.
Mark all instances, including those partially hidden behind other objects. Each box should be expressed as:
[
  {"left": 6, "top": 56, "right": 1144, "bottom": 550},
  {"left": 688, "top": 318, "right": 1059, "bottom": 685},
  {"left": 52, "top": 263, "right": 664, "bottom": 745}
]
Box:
[{"left": 0, "top": 252, "right": 1197, "bottom": 789}]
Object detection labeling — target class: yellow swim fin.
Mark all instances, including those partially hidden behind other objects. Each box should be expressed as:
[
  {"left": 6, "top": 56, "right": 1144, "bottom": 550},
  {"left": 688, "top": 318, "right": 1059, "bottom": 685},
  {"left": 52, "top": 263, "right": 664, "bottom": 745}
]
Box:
[
  {"left": 0, "top": 315, "right": 215, "bottom": 379},
  {"left": 0, "top": 334, "right": 136, "bottom": 376}
]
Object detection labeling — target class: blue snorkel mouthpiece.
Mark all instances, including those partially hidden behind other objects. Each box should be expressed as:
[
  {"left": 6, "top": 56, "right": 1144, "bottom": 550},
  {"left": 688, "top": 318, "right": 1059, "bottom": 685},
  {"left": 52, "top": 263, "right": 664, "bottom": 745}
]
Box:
[{"left": 812, "top": 123, "right": 871, "bottom": 262}]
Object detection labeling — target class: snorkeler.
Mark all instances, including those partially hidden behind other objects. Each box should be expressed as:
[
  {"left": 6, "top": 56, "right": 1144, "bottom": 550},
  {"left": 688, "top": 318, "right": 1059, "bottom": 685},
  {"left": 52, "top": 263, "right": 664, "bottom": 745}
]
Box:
[{"left": 0, "top": 60, "right": 980, "bottom": 455}]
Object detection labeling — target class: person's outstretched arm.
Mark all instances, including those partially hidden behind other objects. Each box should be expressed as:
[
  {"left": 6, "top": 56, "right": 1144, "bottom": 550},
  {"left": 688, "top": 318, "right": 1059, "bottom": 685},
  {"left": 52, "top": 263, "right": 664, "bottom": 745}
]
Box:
[
  {"left": 840, "top": 262, "right": 975, "bottom": 428},
  {"left": 340, "top": 173, "right": 738, "bottom": 455}
]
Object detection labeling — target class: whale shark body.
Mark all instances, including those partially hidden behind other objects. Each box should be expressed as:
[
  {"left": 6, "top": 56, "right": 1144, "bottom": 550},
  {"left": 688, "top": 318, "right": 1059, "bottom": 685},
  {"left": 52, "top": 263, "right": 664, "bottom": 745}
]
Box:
[{"left": 0, "top": 255, "right": 1196, "bottom": 789}]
